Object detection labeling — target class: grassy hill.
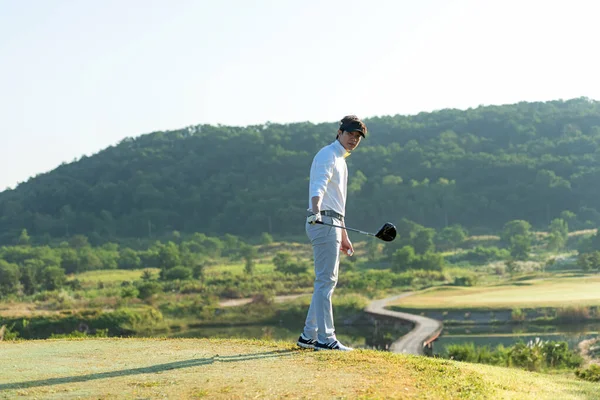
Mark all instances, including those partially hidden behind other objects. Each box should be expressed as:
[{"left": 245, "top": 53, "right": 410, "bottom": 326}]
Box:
[
  {"left": 0, "top": 338, "right": 597, "bottom": 399},
  {"left": 1, "top": 98, "right": 600, "bottom": 244}
]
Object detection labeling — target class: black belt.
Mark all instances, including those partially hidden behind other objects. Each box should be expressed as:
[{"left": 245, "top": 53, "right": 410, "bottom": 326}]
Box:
[{"left": 320, "top": 210, "right": 344, "bottom": 220}]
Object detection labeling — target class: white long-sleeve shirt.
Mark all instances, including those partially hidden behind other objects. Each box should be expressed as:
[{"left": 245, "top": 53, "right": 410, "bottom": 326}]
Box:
[{"left": 308, "top": 140, "right": 350, "bottom": 216}]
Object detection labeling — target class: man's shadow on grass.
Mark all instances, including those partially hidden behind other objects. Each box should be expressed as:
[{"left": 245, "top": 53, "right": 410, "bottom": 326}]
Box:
[{"left": 0, "top": 349, "right": 296, "bottom": 391}]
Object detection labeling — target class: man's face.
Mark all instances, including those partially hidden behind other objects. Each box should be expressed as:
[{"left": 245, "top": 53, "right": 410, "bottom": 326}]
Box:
[{"left": 338, "top": 130, "right": 363, "bottom": 152}]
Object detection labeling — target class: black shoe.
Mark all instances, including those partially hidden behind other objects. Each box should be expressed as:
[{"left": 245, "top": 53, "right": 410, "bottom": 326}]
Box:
[
  {"left": 314, "top": 340, "right": 353, "bottom": 351},
  {"left": 297, "top": 333, "right": 317, "bottom": 349}
]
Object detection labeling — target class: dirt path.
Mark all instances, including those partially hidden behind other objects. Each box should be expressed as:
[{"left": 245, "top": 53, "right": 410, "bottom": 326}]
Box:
[{"left": 219, "top": 293, "right": 308, "bottom": 307}]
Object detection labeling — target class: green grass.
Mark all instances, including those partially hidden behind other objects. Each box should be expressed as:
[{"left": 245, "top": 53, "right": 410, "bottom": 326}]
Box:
[
  {"left": 0, "top": 338, "right": 597, "bottom": 399},
  {"left": 73, "top": 269, "right": 161, "bottom": 284},
  {"left": 204, "top": 262, "right": 276, "bottom": 275},
  {"left": 391, "top": 275, "right": 600, "bottom": 310}
]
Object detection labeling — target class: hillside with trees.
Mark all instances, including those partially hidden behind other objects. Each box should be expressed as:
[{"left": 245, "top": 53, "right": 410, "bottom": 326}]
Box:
[{"left": 0, "top": 97, "right": 599, "bottom": 244}]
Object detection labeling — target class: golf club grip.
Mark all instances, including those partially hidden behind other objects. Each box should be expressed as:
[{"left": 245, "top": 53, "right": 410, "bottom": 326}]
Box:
[{"left": 314, "top": 221, "right": 373, "bottom": 236}]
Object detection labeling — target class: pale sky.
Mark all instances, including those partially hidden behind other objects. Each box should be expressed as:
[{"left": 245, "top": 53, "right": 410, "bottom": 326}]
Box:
[{"left": 1, "top": 0, "right": 599, "bottom": 191}]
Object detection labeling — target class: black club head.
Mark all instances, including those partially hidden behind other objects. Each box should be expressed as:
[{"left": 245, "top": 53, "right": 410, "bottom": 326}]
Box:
[{"left": 375, "top": 223, "right": 397, "bottom": 242}]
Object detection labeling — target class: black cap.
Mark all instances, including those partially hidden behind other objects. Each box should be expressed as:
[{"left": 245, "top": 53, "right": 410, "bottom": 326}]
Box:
[{"left": 340, "top": 120, "right": 367, "bottom": 138}]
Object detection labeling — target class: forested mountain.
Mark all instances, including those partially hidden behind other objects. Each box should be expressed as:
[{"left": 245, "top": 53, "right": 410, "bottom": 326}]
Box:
[{"left": 1, "top": 98, "right": 599, "bottom": 244}]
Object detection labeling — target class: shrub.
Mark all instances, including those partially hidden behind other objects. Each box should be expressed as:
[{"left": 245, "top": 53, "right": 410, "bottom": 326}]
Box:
[
  {"left": 118, "top": 248, "right": 141, "bottom": 269},
  {"left": 136, "top": 281, "right": 163, "bottom": 300},
  {"left": 447, "top": 342, "right": 478, "bottom": 362},
  {"left": 494, "top": 263, "right": 506, "bottom": 276},
  {"left": 577, "top": 251, "right": 600, "bottom": 272},
  {"left": 192, "top": 263, "right": 206, "bottom": 280},
  {"left": 509, "top": 341, "right": 544, "bottom": 371},
  {"left": 391, "top": 246, "right": 416, "bottom": 273},
  {"left": 163, "top": 266, "right": 193, "bottom": 281},
  {"left": 40, "top": 266, "right": 66, "bottom": 291},
  {"left": 260, "top": 232, "right": 274, "bottom": 245},
  {"left": 453, "top": 273, "right": 478, "bottom": 286},
  {"left": 412, "top": 252, "right": 445, "bottom": 271},
  {"left": 120, "top": 286, "right": 139, "bottom": 299},
  {"left": 141, "top": 269, "right": 154, "bottom": 280},
  {"left": 507, "top": 338, "right": 581, "bottom": 372},
  {"left": 273, "top": 252, "right": 310, "bottom": 275},
  {"left": 0, "top": 324, "right": 20, "bottom": 340},
  {"left": 0, "top": 260, "right": 20, "bottom": 297},
  {"left": 50, "top": 328, "right": 109, "bottom": 339},
  {"left": 543, "top": 341, "right": 582, "bottom": 369},
  {"left": 576, "top": 364, "right": 600, "bottom": 382},
  {"left": 251, "top": 291, "right": 274, "bottom": 306},
  {"left": 511, "top": 308, "right": 526, "bottom": 321},
  {"left": 556, "top": 306, "right": 591, "bottom": 322},
  {"left": 450, "top": 246, "right": 510, "bottom": 264}
]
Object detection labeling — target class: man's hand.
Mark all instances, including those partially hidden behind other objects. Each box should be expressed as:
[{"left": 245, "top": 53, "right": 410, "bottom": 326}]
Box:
[
  {"left": 340, "top": 235, "right": 354, "bottom": 256},
  {"left": 306, "top": 213, "right": 322, "bottom": 225}
]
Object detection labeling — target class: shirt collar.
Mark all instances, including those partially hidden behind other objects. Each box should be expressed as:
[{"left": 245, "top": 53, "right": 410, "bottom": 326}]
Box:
[{"left": 332, "top": 140, "right": 351, "bottom": 158}]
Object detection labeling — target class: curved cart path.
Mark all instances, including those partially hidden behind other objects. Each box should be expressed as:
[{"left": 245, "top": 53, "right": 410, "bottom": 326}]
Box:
[
  {"left": 365, "top": 292, "right": 443, "bottom": 355},
  {"left": 219, "top": 292, "right": 442, "bottom": 355}
]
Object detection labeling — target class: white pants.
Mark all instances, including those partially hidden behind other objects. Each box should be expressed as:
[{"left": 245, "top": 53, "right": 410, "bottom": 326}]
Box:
[{"left": 303, "top": 216, "right": 342, "bottom": 343}]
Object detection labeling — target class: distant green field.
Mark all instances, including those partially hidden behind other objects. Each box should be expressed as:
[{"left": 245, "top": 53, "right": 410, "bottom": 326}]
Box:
[
  {"left": 391, "top": 275, "right": 600, "bottom": 310},
  {"left": 71, "top": 262, "right": 279, "bottom": 283},
  {"left": 205, "top": 262, "right": 276, "bottom": 275},
  {"left": 72, "top": 269, "right": 161, "bottom": 283}
]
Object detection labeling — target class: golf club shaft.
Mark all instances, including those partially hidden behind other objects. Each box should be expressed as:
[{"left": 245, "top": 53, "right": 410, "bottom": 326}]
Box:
[{"left": 315, "top": 220, "right": 375, "bottom": 237}]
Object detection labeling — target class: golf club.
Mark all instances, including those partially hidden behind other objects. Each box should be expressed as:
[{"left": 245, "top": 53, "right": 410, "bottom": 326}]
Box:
[{"left": 315, "top": 221, "right": 397, "bottom": 242}]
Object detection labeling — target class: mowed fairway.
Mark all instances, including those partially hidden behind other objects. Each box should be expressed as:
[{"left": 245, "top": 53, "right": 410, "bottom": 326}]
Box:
[
  {"left": 391, "top": 275, "right": 600, "bottom": 309},
  {"left": 0, "top": 338, "right": 598, "bottom": 399}
]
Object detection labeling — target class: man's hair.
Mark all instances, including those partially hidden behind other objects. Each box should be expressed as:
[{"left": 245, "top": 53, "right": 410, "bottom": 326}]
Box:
[{"left": 338, "top": 115, "right": 367, "bottom": 138}]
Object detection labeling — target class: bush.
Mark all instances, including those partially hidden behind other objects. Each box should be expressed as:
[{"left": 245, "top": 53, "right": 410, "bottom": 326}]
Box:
[
  {"left": 392, "top": 248, "right": 445, "bottom": 272},
  {"left": 192, "top": 263, "right": 206, "bottom": 280},
  {"left": 577, "top": 251, "right": 600, "bottom": 272},
  {"left": 0, "top": 260, "right": 20, "bottom": 297},
  {"left": 0, "top": 324, "right": 20, "bottom": 340},
  {"left": 511, "top": 308, "right": 526, "bottom": 321},
  {"left": 118, "top": 248, "right": 141, "bottom": 269},
  {"left": 163, "top": 266, "right": 193, "bottom": 281},
  {"left": 447, "top": 342, "right": 478, "bottom": 362},
  {"left": 98, "top": 308, "right": 165, "bottom": 335},
  {"left": 543, "top": 341, "right": 582, "bottom": 369},
  {"left": 409, "top": 269, "right": 447, "bottom": 287},
  {"left": 252, "top": 291, "right": 275, "bottom": 305},
  {"left": 40, "top": 266, "right": 66, "bottom": 291},
  {"left": 450, "top": 246, "right": 510, "bottom": 264},
  {"left": 507, "top": 339, "right": 581, "bottom": 372},
  {"left": 391, "top": 246, "right": 416, "bottom": 272},
  {"left": 273, "top": 252, "right": 310, "bottom": 275},
  {"left": 260, "top": 232, "right": 274, "bottom": 245},
  {"left": 576, "top": 364, "right": 600, "bottom": 382},
  {"left": 120, "top": 286, "right": 139, "bottom": 299},
  {"left": 136, "top": 281, "right": 163, "bottom": 300},
  {"left": 453, "top": 274, "right": 478, "bottom": 286},
  {"left": 50, "top": 328, "right": 109, "bottom": 339},
  {"left": 509, "top": 341, "right": 544, "bottom": 371},
  {"left": 556, "top": 306, "right": 591, "bottom": 322},
  {"left": 412, "top": 252, "right": 445, "bottom": 271}
]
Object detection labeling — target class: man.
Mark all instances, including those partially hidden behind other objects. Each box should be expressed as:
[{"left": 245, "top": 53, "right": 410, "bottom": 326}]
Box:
[{"left": 297, "top": 115, "right": 367, "bottom": 351}]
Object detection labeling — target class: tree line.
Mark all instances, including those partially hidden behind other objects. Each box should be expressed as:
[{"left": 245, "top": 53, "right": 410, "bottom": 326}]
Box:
[
  {"left": 0, "top": 97, "right": 599, "bottom": 244},
  {"left": 2, "top": 216, "right": 599, "bottom": 299}
]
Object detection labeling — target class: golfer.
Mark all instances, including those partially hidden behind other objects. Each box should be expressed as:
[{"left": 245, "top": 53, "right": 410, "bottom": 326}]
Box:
[{"left": 297, "top": 115, "right": 367, "bottom": 351}]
